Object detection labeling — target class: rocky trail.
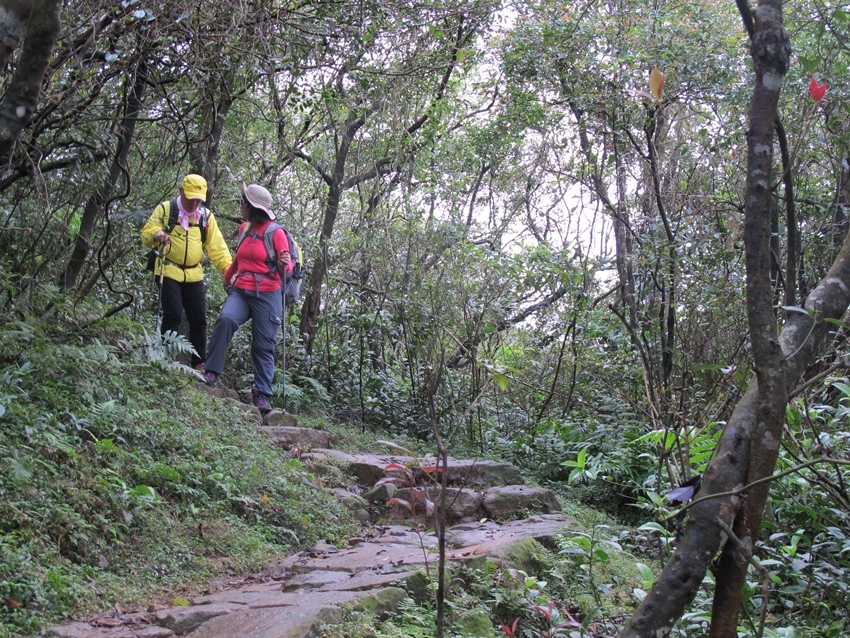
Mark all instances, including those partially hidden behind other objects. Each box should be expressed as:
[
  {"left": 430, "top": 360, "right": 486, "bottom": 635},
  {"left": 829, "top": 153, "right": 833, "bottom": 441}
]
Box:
[{"left": 45, "top": 390, "right": 577, "bottom": 638}]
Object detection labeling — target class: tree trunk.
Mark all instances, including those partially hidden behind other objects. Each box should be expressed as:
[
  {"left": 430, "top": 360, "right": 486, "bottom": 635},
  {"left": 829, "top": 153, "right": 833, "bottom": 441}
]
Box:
[
  {"left": 0, "top": 0, "right": 61, "bottom": 166},
  {"left": 189, "top": 69, "right": 236, "bottom": 203},
  {"left": 59, "top": 62, "right": 147, "bottom": 292},
  {"left": 710, "top": 2, "right": 791, "bottom": 635},
  {"left": 297, "top": 20, "right": 470, "bottom": 355},
  {"left": 299, "top": 100, "right": 359, "bottom": 355},
  {"left": 620, "top": 215, "right": 850, "bottom": 638},
  {"left": 0, "top": 0, "right": 36, "bottom": 72},
  {"left": 621, "top": 2, "right": 805, "bottom": 635}
]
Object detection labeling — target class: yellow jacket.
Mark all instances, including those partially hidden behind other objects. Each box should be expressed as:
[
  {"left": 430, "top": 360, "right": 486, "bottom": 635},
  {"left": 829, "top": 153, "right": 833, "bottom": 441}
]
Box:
[{"left": 140, "top": 200, "right": 232, "bottom": 283}]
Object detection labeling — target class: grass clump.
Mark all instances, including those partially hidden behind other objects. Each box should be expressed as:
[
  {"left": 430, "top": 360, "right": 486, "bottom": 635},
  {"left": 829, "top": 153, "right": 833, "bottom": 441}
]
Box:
[{"left": 0, "top": 316, "right": 356, "bottom": 637}]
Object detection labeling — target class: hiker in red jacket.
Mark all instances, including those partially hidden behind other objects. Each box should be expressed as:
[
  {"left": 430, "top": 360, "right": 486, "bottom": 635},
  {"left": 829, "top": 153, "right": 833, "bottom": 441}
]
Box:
[{"left": 202, "top": 183, "right": 292, "bottom": 414}]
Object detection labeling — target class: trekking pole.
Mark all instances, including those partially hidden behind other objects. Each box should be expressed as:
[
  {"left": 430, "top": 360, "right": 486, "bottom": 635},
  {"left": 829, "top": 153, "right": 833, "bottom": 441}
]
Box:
[
  {"left": 154, "top": 249, "right": 166, "bottom": 336},
  {"left": 281, "top": 288, "right": 287, "bottom": 413}
]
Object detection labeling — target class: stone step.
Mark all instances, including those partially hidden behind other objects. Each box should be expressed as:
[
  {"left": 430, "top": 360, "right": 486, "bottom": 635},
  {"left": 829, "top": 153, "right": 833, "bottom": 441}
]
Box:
[
  {"left": 302, "top": 449, "right": 525, "bottom": 489},
  {"left": 262, "top": 426, "right": 333, "bottom": 450},
  {"left": 381, "top": 484, "right": 562, "bottom": 523}
]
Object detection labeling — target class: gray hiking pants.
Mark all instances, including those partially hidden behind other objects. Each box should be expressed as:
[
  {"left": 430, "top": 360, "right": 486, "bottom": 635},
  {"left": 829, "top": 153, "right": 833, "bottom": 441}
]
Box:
[{"left": 205, "top": 287, "right": 282, "bottom": 397}]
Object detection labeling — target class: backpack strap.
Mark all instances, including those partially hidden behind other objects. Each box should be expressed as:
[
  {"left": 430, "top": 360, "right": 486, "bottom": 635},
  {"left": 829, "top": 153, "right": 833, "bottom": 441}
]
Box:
[
  {"left": 165, "top": 199, "right": 179, "bottom": 231},
  {"left": 199, "top": 208, "right": 208, "bottom": 244},
  {"left": 261, "top": 223, "right": 282, "bottom": 276}
]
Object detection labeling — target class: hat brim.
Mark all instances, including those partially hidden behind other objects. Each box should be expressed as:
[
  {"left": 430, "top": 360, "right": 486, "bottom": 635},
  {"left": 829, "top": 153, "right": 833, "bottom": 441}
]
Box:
[{"left": 182, "top": 188, "right": 206, "bottom": 201}]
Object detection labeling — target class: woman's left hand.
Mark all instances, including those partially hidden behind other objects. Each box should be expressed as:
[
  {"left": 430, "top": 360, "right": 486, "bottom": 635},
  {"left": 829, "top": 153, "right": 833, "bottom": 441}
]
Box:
[{"left": 278, "top": 251, "right": 291, "bottom": 267}]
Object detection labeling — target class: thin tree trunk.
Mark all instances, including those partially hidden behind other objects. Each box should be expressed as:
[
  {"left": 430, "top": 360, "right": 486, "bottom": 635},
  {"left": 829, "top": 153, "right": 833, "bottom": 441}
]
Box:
[
  {"left": 189, "top": 69, "right": 236, "bottom": 203},
  {"left": 710, "top": 2, "right": 791, "bottom": 634},
  {"left": 60, "top": 61, "right": 147, "bottom": 292},
  {"left": 297, "top": 20, "right": 470, "bottom": 354},
  {"left": 620, "top": 208, "right": 850, "bottom": 638},
  {"left": 776, "top": 119, "right": 797, "bottom": 306}
]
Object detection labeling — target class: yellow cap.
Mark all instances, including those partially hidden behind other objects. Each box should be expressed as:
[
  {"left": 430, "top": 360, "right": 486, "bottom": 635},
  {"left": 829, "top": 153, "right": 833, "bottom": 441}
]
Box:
[{"left": 181, "top": 174, "right": 207, "bottom": 201}]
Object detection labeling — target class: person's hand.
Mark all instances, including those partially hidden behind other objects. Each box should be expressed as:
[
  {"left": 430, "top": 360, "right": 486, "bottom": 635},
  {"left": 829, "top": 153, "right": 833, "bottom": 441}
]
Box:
[
  {"left": 154, "top": 230, "right": 170, "bottom": 245},
  {"left": 278, "top": 251, "right": 291, "bottom": 267}
]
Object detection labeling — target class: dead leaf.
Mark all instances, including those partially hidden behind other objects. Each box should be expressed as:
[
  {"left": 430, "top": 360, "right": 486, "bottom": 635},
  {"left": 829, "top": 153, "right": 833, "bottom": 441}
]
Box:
[{"left": 649, "top": 68, "right": 665, "bottom": 101}]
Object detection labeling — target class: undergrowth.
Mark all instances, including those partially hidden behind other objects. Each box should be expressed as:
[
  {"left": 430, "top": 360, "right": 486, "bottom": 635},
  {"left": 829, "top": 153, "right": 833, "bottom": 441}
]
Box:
[{"left": 0, "top": 315, "right": 356, "bottom": 637}]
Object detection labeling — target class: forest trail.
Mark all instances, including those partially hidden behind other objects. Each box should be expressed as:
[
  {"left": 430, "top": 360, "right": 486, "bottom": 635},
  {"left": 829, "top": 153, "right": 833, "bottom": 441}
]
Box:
[{"left": 45, "top": 392, "right": 575, "bottom": 638}]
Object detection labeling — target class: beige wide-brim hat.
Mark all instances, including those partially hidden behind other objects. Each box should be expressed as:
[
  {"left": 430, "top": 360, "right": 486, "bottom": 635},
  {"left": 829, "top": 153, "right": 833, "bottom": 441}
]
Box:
[{"left": 243, "top": 183, "right": 275, "bottom": 220}]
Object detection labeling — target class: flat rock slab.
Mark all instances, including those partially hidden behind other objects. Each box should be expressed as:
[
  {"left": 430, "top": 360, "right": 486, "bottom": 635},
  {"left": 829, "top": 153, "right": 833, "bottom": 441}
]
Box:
[
  {"left": 278, "top": 541, "right": 430, "bottom": 575},
  {"left": 49, "top": 622, "right": 174, "bottom": 638},
  {"left": 390, "top": 487, "right": 483, "bottom": 521},
  {"left": 282, "top": 570, "right": 352, "bottom": 591},
  {"left": 308, "top": 450, "right": 524, "bottom": 488},
  {"left": 365, "top": 524, "right": 440, "bottom": 547},
  {"left": 185, "top": 586, "right": 407, "bottom": 638},
  {"left": 186, "top": 602, "right": 342, "bottom": 638},
  {"left": 447, "top": 514, "right": 575, "bottom": 551},
  {"left": 46, "top": 515, "right": 578, "bottom": 638},
  {"left": 193, "top": 588, "right": 362, "bottom": 609},
  {"left": 263, "top": 426, "right": 333, "bottom": 450},
  {"left": 155, "top": 602, "right": 246, "bottom": 634},
  {"left": 318, "top": 568, "right": 423, "bottom": 592},
  {"left": 482, "top": 485, "right": 562, "bottom": 519}
]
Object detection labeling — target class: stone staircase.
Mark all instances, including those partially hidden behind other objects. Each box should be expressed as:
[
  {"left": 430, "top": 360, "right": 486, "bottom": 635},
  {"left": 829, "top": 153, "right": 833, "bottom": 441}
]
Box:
[{"left": 46, "top": 400, "right": 576, "bottom": 638}]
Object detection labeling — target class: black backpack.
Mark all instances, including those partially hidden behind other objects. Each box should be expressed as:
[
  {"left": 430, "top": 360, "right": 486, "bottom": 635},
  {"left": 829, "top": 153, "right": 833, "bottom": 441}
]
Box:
[{"left": 145, "top": 199, "right": 209, "bottom": 272}]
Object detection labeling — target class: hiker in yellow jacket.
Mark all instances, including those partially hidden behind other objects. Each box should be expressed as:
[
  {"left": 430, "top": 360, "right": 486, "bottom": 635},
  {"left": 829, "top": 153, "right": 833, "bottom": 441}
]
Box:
[{"left": 140, "top": 174, "right": 232, "bottom": 372}]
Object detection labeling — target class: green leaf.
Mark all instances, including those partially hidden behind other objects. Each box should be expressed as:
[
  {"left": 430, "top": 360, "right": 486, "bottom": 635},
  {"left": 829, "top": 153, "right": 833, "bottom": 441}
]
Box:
[
  {"left": 129, "top": 485, "right": 157, "bottom": 500},
  {"left": 638, "top": 522, "right": 669, "bottom": 534},
  {"left": 832, "top": 382, "right": 850, "bottom": 399},
  {"left": 96, "top": 438, "right": 116, "bottom": 453},
  {"left": 636, "top": 563, "right": 655, "bottom": 587},
  {"left": 575, "top": 447, "right": 587, "bottom": 468},
  {"left": 799, "top": 54, "right": 822, "bottom": 73}
]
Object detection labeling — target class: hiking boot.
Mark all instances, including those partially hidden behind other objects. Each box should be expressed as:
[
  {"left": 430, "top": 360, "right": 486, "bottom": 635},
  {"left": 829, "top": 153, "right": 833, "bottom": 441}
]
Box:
[
  {"left": 202, "top": 371, "right": 218, "bottom": 387},
  {"left": 252, "top": 389, "right": 272, "bottom": 414},
  {"left": 194, "top": 362, "right": 206, "bottom": 374}
]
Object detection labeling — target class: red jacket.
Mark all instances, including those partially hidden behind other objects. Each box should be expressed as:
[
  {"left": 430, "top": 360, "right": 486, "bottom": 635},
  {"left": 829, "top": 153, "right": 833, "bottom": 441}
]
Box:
[{"left": 224, "top": 220, "right": 293, "bottom": 293}]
